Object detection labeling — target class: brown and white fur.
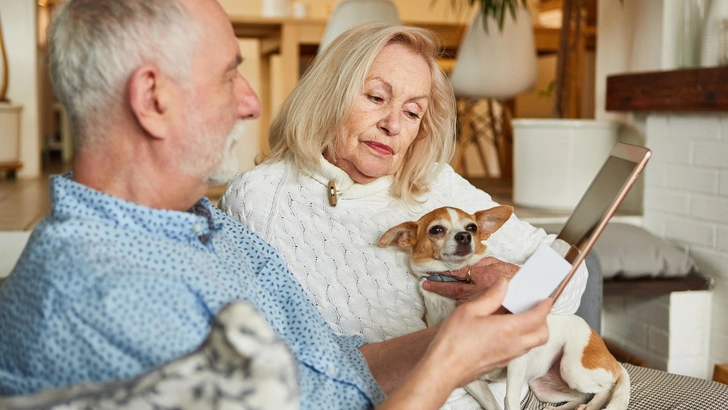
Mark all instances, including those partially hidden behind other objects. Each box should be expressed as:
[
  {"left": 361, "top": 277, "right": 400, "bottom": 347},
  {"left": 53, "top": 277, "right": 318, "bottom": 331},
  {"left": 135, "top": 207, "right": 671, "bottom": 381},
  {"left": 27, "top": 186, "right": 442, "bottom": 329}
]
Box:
[{"left": 379, "top": 206, "right": 630, "bottom": 410}]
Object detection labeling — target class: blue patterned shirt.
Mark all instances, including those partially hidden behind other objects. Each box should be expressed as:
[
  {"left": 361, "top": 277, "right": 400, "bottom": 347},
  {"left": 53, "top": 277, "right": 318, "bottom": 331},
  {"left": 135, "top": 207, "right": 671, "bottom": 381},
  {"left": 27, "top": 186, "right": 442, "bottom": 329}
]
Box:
[{"left": 0, "top": 174, "right": 385, "bottom": 409}]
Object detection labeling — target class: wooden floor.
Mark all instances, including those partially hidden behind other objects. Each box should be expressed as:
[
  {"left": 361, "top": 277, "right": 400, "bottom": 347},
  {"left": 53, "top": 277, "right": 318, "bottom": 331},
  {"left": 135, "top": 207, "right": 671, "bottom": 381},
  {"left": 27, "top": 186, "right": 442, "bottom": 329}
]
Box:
[{"left": 0, "top": 160, "right": 71, "bottom": 231}]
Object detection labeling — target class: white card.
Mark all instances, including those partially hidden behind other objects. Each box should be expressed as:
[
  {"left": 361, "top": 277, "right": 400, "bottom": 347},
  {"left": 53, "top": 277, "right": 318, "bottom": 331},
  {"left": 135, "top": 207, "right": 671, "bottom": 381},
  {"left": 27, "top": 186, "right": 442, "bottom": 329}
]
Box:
[{"left": 502, "top": 244, "right": 571, "bottom": 314}]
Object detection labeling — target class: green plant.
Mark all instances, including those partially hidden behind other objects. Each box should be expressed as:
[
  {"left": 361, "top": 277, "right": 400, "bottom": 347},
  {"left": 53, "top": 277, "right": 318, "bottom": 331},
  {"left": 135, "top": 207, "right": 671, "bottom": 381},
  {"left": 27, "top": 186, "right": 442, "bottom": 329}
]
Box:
[
  {"left": 436, "top": 0, "right": 529, "bottom": 33},
  {"left": 470, "top": 0, "right": 529, "bottom": 32}
]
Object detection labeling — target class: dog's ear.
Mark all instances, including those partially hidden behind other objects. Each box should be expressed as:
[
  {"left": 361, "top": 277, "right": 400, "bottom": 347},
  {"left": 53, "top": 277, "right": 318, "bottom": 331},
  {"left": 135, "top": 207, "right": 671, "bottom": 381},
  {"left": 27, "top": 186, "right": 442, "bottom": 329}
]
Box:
[
  {"left": 475, "top": 205, "right": 514, "bottom": 239},
  {"left": 379, "top": 222, "right": 418, "bottom": 249}
]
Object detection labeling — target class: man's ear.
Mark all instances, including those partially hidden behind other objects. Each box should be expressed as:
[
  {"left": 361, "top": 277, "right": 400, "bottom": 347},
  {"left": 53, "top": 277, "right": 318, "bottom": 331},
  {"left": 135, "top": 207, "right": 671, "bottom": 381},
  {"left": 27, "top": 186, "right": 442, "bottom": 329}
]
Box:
[
  {"left": 379, "top": 222, "right": 418, "bottom": 249},
  {"left": 475, "top": 205, "right": 514, "bottom": 239},
  {"left": 128, "top": 65, "right": 174, "bottom": 140}
]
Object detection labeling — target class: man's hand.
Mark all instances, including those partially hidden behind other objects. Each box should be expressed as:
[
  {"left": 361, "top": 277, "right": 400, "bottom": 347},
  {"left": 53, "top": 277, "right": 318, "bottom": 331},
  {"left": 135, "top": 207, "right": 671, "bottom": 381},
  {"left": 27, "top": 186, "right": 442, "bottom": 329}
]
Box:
[
  {"left": 377, "top": 280, "right": 552, "bottom": 410},
  {"left": 422, "top": 257, "right": 519, "bottom": 305},
  {"left": 410, "top": 279, "right": 553, "bottom": 396}
]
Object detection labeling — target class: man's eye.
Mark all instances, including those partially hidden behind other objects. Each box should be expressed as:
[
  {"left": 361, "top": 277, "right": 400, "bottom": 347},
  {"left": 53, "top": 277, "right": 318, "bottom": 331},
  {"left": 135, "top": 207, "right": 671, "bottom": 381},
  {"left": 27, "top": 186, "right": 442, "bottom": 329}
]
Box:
[
  {"left": 429, "top": 226, "right": 444, "bottom": 235},
  {"left": 466, "top": 224, "right": 477, "bottom": 232}
]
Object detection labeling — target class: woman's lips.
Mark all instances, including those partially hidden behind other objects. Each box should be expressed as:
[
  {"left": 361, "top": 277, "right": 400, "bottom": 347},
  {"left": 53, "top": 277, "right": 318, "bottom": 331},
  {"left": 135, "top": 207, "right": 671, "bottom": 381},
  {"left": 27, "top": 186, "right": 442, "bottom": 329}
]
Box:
[{"left": 364, "top": 141, "right": 393, "bottom": 155}]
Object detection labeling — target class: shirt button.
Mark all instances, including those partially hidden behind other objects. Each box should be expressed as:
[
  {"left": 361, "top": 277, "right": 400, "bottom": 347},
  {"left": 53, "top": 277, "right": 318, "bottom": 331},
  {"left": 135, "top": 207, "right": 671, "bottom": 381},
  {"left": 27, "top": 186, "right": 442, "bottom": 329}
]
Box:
[
  {"left": 326, "top": 367, "right": 337, "bottom": 376},
  {"left": 193, "top": 222, "right": 204, "bottom": 232}
]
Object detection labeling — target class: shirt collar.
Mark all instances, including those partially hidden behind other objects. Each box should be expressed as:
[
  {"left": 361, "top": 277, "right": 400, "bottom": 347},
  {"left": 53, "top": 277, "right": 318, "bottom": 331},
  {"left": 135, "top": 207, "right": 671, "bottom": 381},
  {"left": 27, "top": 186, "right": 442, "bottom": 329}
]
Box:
[{"left": 50, "top": 173, "right": 220, "bottom": 243}]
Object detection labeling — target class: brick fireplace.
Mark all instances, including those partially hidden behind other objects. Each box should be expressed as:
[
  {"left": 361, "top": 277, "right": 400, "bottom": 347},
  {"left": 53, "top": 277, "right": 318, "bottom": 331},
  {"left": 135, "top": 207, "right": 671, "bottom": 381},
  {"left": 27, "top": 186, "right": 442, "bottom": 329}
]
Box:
[{"left": 602, "top": 113, "right": 728, "bottom": 379}]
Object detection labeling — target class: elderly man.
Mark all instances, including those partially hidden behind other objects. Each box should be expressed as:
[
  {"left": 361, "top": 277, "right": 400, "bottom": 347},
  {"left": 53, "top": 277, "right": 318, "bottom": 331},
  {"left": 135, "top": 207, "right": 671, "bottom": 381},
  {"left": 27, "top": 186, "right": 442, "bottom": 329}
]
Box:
[{"left": 0, "top": 0, "right": 552, "bottom": 408}]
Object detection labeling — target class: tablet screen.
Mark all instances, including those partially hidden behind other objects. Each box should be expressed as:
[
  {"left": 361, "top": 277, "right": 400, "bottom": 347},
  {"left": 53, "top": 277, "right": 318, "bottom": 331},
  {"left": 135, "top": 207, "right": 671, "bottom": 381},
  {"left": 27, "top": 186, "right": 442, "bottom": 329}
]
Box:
[{"left": 557, "top": 155, "right": 638, "bottom": 251}]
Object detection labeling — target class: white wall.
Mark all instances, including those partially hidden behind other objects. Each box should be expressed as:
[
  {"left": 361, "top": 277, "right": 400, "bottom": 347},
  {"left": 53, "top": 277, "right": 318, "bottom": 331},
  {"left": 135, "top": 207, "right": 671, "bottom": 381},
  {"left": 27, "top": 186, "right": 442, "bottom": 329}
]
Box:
[
  {"left": 605, "top": 114, "right": 728, "bottom": 379},
  {"left": 644, "top": 114, "right": 728, "bottom": 377},
  {"left": 603, "top": 290, "right": 714, "bottom": 376},
  {"left": 595, "top": 0, "right": 666, "bottom": 122},
  {"left": 0, "top": 1, "right": 40, "bottom": 178}
]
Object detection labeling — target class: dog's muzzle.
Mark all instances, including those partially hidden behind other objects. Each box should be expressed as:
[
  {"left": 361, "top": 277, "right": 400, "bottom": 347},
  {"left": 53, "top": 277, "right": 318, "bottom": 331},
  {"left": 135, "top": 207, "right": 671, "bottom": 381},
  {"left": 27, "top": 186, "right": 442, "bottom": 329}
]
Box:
[{"left": 455, "top": 232, "right": 471, "bottom": 245}]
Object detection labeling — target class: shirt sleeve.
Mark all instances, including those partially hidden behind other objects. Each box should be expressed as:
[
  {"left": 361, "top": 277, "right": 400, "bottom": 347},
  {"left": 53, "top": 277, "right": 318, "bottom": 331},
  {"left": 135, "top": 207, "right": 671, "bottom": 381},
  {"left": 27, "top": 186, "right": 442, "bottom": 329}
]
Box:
[{"left": 337, "top": 333, "right": 367, "bottom": 349}]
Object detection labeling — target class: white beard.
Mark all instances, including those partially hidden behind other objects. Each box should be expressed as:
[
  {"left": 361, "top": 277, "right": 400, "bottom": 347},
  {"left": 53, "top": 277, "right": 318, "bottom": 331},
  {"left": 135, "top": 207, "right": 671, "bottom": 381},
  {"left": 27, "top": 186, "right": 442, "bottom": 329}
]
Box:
[{"left": 203, "top": 120, "right": 246, "bottom": 186}]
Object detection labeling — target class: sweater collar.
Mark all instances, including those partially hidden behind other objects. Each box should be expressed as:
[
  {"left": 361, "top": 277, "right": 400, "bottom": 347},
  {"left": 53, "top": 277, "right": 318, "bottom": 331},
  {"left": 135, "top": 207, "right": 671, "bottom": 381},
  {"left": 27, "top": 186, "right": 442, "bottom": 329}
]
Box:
[{"left": 302, "top": 156, "right": 394, "bottom": 201}]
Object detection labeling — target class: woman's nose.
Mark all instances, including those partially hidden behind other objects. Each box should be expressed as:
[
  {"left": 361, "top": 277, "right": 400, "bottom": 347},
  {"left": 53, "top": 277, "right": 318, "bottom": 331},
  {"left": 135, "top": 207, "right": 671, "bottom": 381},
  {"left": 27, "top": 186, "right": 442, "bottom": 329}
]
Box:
[
  {"left": 236, "top": 74, "right": 262, "bottom": 120},
  {"left": 378, "top": 109, "right": 401, "bottom": 136}
]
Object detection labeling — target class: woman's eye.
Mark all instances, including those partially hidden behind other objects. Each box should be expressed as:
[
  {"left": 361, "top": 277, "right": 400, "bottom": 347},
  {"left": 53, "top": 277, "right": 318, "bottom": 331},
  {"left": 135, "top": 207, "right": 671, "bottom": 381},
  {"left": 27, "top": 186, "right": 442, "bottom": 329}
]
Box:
[
  {"left": 466, "top": 224, "right": 477, "bottom": 232},
  {"left": 406, "top": 111, "right": 420, "bottom": 120},
  {"left": 429, "top": 226, "right": 444, "bottom": 235},
  {"left": 368, "top": 95, "right": 384, "bottom": 103}
]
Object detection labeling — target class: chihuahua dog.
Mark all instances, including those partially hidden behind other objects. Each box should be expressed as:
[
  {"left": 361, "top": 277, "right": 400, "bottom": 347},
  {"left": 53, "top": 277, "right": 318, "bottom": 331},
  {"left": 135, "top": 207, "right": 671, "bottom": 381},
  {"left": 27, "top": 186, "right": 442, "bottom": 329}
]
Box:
[{"left": 379, "top": 206, "right": 630, "bottom": 410}]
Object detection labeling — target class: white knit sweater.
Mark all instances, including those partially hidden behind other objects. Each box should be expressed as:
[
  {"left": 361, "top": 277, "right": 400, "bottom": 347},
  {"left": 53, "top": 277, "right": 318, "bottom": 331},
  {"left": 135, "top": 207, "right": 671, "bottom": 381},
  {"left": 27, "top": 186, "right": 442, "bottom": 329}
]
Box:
[{"left": 219, "top": 156, "right": 587, "bottom": 409}]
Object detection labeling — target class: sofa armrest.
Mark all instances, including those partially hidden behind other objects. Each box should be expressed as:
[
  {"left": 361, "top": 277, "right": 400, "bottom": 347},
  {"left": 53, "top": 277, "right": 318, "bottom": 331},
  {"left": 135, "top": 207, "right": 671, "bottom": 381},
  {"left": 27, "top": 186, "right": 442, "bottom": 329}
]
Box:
[{"left": 575, "top": 251, "right": 602, "bottom": 334}]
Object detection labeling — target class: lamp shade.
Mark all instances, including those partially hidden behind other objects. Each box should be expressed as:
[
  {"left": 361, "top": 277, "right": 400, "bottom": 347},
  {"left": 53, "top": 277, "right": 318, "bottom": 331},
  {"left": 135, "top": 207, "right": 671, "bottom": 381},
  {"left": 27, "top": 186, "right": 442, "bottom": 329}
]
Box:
[
  {"left": 449, "top": 7, "right": 537, "bottom": 100},
  {"left": 318, "top": 0, "right": 401, "bottom": 54}
]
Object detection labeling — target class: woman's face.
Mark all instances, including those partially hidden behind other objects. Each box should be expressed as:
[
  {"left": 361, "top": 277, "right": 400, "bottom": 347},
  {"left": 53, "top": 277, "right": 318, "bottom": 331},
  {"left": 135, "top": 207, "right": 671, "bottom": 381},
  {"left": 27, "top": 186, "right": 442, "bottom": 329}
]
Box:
[{"left": 326, "top": 43, "right": 431, "bottom": 184}]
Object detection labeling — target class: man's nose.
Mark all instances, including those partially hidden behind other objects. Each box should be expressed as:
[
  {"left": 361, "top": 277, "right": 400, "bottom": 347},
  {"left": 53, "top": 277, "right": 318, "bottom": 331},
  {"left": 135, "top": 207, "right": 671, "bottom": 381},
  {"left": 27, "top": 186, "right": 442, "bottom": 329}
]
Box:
[
  {"left": 237, "top": 75, "right": 262, "bottom": 120},
  {"left": 378, "top": 109, "right": 401, "bottom": 136}
]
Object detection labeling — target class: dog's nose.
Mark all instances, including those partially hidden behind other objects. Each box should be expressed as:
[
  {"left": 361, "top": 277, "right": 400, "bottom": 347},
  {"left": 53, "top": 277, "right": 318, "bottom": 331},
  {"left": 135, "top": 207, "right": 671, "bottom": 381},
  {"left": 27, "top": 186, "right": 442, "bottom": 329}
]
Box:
[{"left": 455, "top": 232, "right": 471, "bottom": 245}]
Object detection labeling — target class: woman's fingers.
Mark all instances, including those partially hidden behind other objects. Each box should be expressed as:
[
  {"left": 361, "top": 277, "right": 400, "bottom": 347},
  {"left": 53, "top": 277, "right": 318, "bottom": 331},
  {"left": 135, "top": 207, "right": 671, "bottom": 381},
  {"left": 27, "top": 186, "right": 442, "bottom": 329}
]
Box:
[
  {"left": 421, "top": 258, "right": 518, "bottom": 301},
  {"left": 421, "top": 279, "right": 471, "bottom": 299},
  {"left": 472, "top": 256, "right": 502, "bottom": 267}
]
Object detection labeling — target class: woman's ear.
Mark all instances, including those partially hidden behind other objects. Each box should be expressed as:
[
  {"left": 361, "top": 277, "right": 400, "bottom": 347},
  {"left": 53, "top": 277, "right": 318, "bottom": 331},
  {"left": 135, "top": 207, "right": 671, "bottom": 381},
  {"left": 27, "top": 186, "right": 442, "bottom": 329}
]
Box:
[{"left": 128, "top": 65, "right": 175, "bottom": 140}]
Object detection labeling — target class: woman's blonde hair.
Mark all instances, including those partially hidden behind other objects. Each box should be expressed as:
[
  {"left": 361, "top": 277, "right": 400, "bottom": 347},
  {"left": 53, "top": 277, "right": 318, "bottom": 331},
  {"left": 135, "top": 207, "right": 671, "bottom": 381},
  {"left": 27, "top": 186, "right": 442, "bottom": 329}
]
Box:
[{"left": 267, "top": 22, "right": 456, "bottom": 204}]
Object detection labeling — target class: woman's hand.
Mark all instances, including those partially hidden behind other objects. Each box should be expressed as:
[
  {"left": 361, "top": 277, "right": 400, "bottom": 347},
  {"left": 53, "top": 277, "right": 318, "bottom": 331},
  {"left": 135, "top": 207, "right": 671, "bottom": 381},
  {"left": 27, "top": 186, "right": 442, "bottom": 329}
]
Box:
[{"left": 422, "top": 257, "right": 519, "bottom": 305}]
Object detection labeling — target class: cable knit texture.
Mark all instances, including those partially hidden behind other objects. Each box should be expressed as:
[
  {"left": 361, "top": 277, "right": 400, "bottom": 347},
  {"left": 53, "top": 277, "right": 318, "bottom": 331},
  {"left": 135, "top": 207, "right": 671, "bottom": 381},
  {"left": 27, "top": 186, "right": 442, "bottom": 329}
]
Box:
[{"left": 219, "top": 156, "right": 588, "bottom": 409}]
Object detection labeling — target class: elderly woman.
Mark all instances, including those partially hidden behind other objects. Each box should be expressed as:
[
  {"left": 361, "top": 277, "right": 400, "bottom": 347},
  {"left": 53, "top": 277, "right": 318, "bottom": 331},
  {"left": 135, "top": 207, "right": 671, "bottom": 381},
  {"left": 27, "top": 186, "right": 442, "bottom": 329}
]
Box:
[{"left": 220, "top": 23, "right": 585, "bottom": 408}]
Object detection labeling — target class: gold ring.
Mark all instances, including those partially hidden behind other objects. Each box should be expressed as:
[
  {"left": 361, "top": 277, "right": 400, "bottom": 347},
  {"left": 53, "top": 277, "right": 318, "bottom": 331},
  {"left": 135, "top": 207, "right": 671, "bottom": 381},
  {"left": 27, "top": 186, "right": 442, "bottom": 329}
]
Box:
[{"left": 465, "top": 266, "right": 472, "bottom": 283}]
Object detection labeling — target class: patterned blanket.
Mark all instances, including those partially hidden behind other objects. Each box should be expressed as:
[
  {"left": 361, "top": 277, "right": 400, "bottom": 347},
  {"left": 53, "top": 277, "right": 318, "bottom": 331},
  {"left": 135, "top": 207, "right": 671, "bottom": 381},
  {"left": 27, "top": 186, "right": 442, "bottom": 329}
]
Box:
[{"left": 0, "top": 302, "right": 299, "bottom": 410}]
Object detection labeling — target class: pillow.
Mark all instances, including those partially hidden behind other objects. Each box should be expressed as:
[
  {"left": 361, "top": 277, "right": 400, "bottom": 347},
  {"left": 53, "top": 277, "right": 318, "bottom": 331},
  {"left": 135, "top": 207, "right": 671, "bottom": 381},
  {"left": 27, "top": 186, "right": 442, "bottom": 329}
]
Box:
[{"left": 536, "top": 223, "right": 697, "bottom": 279}]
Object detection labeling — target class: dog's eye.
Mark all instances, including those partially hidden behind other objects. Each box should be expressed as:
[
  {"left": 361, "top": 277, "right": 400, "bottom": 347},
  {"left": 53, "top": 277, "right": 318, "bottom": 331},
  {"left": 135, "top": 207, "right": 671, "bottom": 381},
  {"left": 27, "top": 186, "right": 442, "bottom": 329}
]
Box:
[
  {"left": 466, "top": 223, "right": 477, "bottom": 232},
  {"left": 428, "top": 225, "right": 444, "bottom": 235}
]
